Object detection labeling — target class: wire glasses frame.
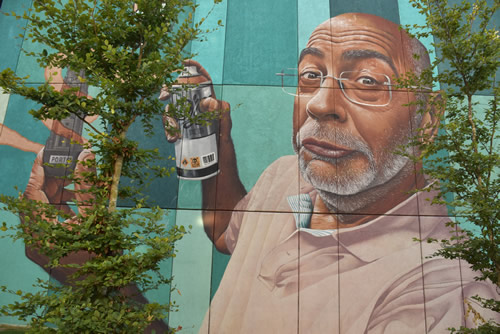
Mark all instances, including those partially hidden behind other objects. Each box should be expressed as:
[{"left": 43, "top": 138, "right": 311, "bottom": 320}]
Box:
[{"left": 276, "top": 68, "right": 393, "bottom": 107}]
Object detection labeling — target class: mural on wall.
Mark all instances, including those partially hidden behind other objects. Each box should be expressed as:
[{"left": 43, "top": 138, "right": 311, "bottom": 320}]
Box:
[
  {"left": 0, "top": 0, "right": 498, "bottom": 333},
  {"left": 21, "top": 65, "right": 98, "bottom": 279},
  {"left": 190, "top": 13, "right": 498, "bottom": 334}
]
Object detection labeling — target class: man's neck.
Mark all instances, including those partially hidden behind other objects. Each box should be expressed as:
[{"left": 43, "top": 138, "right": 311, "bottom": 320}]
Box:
[{"left": 310, "top": 165, "right": 427, "bottom": 229}]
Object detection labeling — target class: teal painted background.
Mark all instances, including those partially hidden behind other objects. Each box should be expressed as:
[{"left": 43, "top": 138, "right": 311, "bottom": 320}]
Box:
[{"left": 0, "top": 0, "right": 495, "bottom": 333}]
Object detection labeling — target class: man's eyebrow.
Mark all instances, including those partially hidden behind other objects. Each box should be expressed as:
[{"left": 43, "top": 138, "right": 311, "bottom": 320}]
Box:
[
  {"left": 342, "top": 49, "right": 399, "bottom": 76},
  {"left": 299, "top": 47, "right": 324, "bottom": 64}
]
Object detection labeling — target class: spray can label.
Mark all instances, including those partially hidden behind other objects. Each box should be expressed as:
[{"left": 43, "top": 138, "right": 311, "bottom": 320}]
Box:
[{"left": 175, "top": 133, "right": 219, "bottom": 180}]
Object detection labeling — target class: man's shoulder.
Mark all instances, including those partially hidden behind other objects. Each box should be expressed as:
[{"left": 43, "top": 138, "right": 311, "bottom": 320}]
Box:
[
  {"left": 242, "top": 155, "right": 301, "bottom": 211},
  {"left": 257, "top": 155, "right": 299, "bottom": 188},
  {"left": 261, "top": 155, "right": 298, "bottom": 177},
  {"left": 225, "top": 155, "right": 299, "bottom": 252}
]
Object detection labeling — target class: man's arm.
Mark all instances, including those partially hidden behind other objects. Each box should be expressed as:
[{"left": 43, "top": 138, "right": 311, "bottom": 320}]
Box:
[
  {"left": 162, "top": 60, "right": 247, "bottom": 254},
  {"left": 201, "top": 104, "right": 246, "bottom": 254}
]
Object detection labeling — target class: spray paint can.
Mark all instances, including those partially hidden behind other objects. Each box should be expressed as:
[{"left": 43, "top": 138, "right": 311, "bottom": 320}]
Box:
[
  {"left": 43, "top": 69, "right": 87, "bottom": 177},
  {"left": 170, "top": 66, "right": 219, "bottom": 180}
]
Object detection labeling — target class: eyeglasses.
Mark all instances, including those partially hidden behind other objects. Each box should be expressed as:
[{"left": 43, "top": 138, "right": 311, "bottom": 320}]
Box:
[{"left": 276, "top": 68, "right": 392, "bottom": 107}]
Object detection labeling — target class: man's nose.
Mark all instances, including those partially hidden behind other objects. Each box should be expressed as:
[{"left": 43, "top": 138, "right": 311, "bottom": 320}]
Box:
[{"left": 305, "top": 78, "right": 347, "bottom": 122}]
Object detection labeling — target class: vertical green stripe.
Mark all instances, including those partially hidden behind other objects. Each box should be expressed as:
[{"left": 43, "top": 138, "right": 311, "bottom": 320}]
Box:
[
  {"left": 0, "top": 0, "right": 32, "bottom": 71},
  {"left": 191, "top": 0, "right": 228, "bottom": 85},
  {"left": 329, "top": 0, "right": 400, "bottom": 24},
  {"left": 298, "top": 0, "right": 330, "bottom": 52},
  {"left": 223, "top": 0, "right": 298, "bottom": 86}
]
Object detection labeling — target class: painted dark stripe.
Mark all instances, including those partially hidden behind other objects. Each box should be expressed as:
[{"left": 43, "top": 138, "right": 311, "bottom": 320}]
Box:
[
  {"left": 329, "top": 0, "right": 400, "bottom": 24},
  {"left": 223, "top": 0, "right": 298, "bottom": 85}
]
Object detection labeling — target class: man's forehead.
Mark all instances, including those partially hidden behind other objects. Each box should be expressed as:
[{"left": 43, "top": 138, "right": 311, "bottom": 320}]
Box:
[
  {"left": 304, "top": 14, "right": 407, "bottom": 71},
  {"left": 299, "top": 47, "right": 399, "bottom": 75},
  {"left": 310, "top": 13, "right": 402, "bottom": 39},
  {"left": 307, "top": 26, "right": 400, "bottom": 49}
]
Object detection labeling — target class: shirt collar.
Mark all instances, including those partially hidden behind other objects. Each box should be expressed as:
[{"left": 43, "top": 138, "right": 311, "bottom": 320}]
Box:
[{"left": 286, "top": 187, "right": 450, "bottom": 262}]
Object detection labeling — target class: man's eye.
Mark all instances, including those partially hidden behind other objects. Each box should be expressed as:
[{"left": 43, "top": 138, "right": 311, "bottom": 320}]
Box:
[
  {"left": 301, "top": 71, "right": 321, "bottom": 80},
  {"left": 356, "top": 76, "right": 377, "bottom": 86}
]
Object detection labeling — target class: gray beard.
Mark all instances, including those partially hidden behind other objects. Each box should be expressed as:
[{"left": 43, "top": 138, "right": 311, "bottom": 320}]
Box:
[
  {"left": 295, "top": 122, "right": 412, "bottom": 213},
  {"left": 317, "top": 163, "right": 414, "bottom": 214}
]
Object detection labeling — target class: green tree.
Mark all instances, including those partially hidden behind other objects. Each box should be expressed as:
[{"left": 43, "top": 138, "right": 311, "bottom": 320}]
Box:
[
  {"left": 399, "top": 0, "right": 499, "bottom": 332},
  {"left": 0, "top": 0, "right": 221, "bottom": 333}
]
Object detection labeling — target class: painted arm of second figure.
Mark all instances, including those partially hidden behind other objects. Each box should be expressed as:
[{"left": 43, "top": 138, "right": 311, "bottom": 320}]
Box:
[
  {"left": 44, "top": 65, "right": 98, "bottom": 144},
  {"left": 23, "top": 65, "right": 98, "bottom": 278}
]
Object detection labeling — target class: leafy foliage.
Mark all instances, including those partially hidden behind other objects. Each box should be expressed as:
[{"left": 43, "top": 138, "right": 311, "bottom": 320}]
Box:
[
  {"left": 0, "top": 0, "right": 221, "bottom": 332},
  {"left": 399, "top": 0, "right": 499, "bottom": 332}
]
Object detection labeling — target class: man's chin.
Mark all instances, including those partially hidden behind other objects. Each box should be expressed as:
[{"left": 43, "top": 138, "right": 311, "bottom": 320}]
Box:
[
  {"left": 299, "top": 159, "right": 376, "bottom": 196},
  {"left": 301, "top": 169, "right": 381, "bottom": 213},
  {"left": 305, "top": 175, "right": 372, "bottom": 196}
]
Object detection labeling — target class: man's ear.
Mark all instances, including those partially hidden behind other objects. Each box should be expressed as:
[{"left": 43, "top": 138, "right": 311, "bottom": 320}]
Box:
[{"left": 419, "top": 92, "right": 444, "bottom": 142}]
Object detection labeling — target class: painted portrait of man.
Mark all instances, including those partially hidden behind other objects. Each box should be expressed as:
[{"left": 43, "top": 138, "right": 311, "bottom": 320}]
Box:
[
  {"left": 0, "top": 1, "right": 497, "bottom": 333},
  {"left": 172, "top": 12, "right": 499, "bottom": 334}
]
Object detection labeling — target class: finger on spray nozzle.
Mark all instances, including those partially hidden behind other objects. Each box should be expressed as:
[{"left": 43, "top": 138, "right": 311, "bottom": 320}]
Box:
[{"left": 183, "top": 59, "right": 212, "bottom": 81}]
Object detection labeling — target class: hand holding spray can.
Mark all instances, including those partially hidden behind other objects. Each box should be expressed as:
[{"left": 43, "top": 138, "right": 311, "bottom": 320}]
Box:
[
  {"left": 43, "top": 69, "right": 87, "bottom": 177},
  {"left": 168, "top": 66, "right": 220, "bottom": 180}
]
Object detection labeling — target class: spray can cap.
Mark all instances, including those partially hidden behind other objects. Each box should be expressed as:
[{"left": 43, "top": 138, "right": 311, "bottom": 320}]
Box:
[{"left": 180, "top": 66, "right": 201, "bottom": 78}]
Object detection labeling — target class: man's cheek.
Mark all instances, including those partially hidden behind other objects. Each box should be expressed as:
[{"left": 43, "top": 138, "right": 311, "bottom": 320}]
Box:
[
  {"left": 292, "top": 132, "right": 299, "bottom": 154},
  {"left": 293, "top": 122, "right": 309, "bottom": 154},
  {"left": 293, "top": 99, "right": 308, "bottom": 127},
  {"left": 292, "top": 117, "right": 304, "bottom": 153}
]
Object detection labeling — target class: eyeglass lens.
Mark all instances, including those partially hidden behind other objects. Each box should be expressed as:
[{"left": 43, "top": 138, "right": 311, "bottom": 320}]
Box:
[{"left": 279, "top": 69, "right": 391, "bottom": 107}]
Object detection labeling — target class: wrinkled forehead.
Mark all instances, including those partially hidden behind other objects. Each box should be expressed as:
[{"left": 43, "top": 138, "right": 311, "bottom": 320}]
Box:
[{"left": 305, "top": 14, "right": 409, "bottom": 73}]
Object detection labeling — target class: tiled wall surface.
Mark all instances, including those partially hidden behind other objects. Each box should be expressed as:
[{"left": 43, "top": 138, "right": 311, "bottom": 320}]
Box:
[{"left": 0, "top": 1, "right": 497, "bottom": 333}]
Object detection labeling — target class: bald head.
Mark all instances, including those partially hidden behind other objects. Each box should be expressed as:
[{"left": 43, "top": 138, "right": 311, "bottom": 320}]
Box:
[{"left": 302, "top": 13, "right": 430, "bottom": 77}]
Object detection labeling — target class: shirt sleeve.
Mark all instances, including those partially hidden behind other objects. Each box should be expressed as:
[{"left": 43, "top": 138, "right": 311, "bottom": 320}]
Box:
[
  {"left": 224, "top": 155, "right": 298, "bottom": 254},
  {"left": 225, "top": 194, "right": 251, "bottom": 254}
]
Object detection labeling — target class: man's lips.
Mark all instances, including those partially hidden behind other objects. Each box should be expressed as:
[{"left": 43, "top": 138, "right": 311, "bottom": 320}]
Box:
[{"left": 301, "top": 138, "right": 354, "bottom": 159}]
